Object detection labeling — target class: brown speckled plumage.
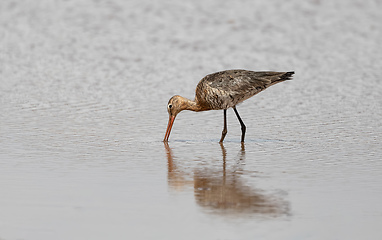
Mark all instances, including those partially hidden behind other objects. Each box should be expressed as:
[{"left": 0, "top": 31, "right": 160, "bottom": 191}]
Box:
[
  {"left": 195, "top": 70, "right": 294, "bottom": 110},
  {"left": 164, "top": 69, "right": 294, "bottom": 142}
]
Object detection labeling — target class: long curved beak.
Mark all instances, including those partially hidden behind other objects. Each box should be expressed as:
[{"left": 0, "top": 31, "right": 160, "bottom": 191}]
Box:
[{"left": 164, "top": 115, "right": 176, "bottom": 142}]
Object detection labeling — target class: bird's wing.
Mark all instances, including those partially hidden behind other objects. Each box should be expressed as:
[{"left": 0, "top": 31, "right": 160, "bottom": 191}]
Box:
[
  {"left": 208, "top": 70, "right": 293, "bottom": 91},
  {"left": 196, "top": 70, "right": 293, "bottom": 109}
]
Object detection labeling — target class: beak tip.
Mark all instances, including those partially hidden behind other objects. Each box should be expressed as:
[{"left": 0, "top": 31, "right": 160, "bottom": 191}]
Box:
[{"left": 164, "top": 115, "right": 176, "bottom": 142}]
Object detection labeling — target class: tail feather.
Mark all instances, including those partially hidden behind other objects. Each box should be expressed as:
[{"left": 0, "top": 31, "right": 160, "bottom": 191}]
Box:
[
  {"left": 266, "top": 71, "right": 294, "bottom": 87},
  {"left": 282, "top": 71, "right": 294, "bottom": 81}
]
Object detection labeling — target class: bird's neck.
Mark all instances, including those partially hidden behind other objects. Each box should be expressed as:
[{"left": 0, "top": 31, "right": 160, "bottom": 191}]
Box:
[{"left": 181, "top": 97, "right": 203, "bottom": 112}]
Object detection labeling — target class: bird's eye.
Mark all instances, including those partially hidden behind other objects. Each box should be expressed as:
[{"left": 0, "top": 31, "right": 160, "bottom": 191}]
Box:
[{"left": 168, "top": 104, "right": 172, "bottom": 109}]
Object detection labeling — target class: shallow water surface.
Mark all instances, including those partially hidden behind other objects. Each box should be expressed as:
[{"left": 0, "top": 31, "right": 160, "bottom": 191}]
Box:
[{"left": 1, "top": 0, "right": 382, "bottom": 239}]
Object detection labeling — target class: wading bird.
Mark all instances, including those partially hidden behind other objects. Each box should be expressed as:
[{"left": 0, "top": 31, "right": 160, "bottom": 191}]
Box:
[{"left": 164, "top": 70, "right": 294, "bottom": 142}]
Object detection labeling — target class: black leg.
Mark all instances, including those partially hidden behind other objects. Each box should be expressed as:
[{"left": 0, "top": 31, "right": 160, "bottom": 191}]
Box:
[
  {"left": 233, "top": 106, "right": 246, "bottom": 142},
  {"left": 219, "top": 142, "right": 227, "bottom": 175},
  {"left": 219, "top": 109, "right": 227, "bottom": 143}
]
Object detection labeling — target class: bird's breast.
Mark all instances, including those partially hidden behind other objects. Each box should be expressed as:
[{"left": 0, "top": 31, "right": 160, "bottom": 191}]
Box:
[{"left": 196, "top": 86, "right": 236, "bottom": 110}]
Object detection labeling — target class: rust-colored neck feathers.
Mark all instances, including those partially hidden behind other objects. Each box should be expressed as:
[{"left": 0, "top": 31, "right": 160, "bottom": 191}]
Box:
[
  {"left": 167, "top": 95, "right": 204, "bottom": 117},
  {"left": 178, "top": 96, "right": 202, "bottom": 112}
]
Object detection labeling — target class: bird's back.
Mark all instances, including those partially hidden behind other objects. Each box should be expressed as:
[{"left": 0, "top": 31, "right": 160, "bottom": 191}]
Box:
[{"left": 195, "top": 70, "right": 294, "bottom": 110}]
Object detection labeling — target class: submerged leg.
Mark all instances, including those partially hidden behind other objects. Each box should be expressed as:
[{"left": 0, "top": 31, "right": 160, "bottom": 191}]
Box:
[
  {"left": 219, "top": 109, "right": 227, "bottom": 143},
  {"left": 233, "top": 106, "right": 246, "bottom": 142}
]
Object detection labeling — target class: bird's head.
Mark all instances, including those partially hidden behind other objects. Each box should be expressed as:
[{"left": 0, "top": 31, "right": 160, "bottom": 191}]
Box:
[
  {"left": 164, "top": 95, "right": 188, "bottom": 142},
  {"left": 166, "top": 95, "right": 187, "bottom": 117}
]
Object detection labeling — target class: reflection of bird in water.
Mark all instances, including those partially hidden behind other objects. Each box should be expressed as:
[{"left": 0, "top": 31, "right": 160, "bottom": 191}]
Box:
[
  {"left": 165, "top": 143, "right": 193, "bottom": 191},
  {"left": 164, "top": 70, "right": 294, "bottom": 142},
  {"left": 164, "top": 143, "right": 289, "bottom": 217}
]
